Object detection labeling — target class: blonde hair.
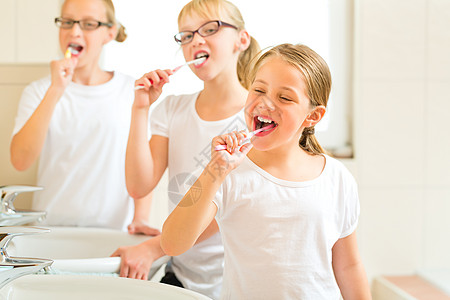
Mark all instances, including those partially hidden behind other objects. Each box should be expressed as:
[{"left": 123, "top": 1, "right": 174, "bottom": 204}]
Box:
[
  {"left": 61, "top": 0, "right": 127, "bottom": 43},
  {"left": 249, "top": 43, "right": 332, "bottom": 155},
  {"left": 102, "top": 0, "right": 127, "bottom": 42},
  {"left": 178, "top": 0, "right": 260, "bottom": 89}
]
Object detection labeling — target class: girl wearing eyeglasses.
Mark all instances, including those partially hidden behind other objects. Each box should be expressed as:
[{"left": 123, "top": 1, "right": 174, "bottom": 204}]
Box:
[
  {"left": 111, "top": 0, "right": 259, "bottom": 298},
  {"left": 10, "top": 0, "right": 158, "bottom": 234}
]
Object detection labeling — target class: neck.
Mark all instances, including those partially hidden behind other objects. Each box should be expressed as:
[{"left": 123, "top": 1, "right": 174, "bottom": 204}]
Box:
[
  {"left": 72, "top": 63, "right": 112, "bottom": 86},
  {"left": 201, "top": 68, "right": 248, "bottom": 108},
  {"left": 247, "top": 139, "right": 325, "bottom": 182}
]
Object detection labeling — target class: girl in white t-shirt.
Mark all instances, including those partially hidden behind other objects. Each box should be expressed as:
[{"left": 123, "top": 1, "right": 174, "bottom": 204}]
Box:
[
  {"left": 10, "top": 0, "right": 158, "bottom": 233},
  {"left": 111, "top": 0, "right": 259, "bottom": 298},
  {"left": 161, "top": 44, "right": 372, "bottom": 299}
]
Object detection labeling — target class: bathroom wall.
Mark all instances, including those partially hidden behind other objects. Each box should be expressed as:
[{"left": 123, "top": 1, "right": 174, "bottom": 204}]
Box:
[
  {"left": 1, "top": 0, "right": 449, "bottom": 288},
  {"left": 354, "top": 0, "right": 450, "bottom": 279}
]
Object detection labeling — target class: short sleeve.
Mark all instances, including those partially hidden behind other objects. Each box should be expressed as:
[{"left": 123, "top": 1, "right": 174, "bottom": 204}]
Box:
[
  {"left": 12, "top": 79, "right": 49, "bottom": 137},
  {"left": 150, "top": 96, "right": 171, "bottom": 138},
  {"left": 340, "top": 173, "right": 360, "bottom": 238}
]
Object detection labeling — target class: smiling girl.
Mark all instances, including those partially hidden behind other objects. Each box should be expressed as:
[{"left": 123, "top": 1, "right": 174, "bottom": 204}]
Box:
[
  {"left": 9, "top": 0, "right": 156, "bottom": 232},
  {"left": 161, "top": 44, "right": 372, "bottom": 299}
]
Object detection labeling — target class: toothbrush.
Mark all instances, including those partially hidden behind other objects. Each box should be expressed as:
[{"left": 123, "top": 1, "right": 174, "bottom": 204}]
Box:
[
  {"left": 65, "top": 48, "right": 72, "bottom": 59},
  {"left": 134, "top": 57, "right": 207, "bottom": 90},
  {"left": 214, "top": 124, "right": 276, "bottom": 151}
]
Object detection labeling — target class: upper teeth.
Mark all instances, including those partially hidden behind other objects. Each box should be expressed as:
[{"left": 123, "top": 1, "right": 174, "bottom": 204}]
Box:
[
  {"left": 257, "top": 116, "right": 273, "bottom": 123},
  {"left": 195, "top": 52, "right": 208, "bottom": 59}
]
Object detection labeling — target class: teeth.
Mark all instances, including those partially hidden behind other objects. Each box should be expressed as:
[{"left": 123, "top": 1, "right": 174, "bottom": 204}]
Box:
[
  {"left": 195, "top": 52, "right": 209, "bottom": 59},
  {"left": 257, "top": 116, "right": 273, "bottom": 123}
]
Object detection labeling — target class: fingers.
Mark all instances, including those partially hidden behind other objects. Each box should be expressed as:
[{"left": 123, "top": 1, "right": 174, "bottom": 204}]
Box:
[
  {"left": 215, "top": 130, "right": 248, "bottom": 154},
  {"left": 135, "top": 69, "right": 173, "bottom": 91}
]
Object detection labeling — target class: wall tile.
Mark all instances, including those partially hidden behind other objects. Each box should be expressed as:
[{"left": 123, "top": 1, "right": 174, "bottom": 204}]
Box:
[
  {"left": 359, "top": 188, "right": 423, "bottom": 280},
  {"left": 421, "top": 189, "right": 450, "bottom": 269},
  {"left": 358, "top": 81, "right": 425, "bottom": 187},
  {"left": 0, "top": 0, "right": 16, "bottom": 62},
  {"left": 359, "top": 0, "right": 427, "bottom": 80},
  {"left": 428, "top": 0, "right": 450, "bottom": 81},
  {"left": 17, "top": 0, "right": 60, "bottom": 63},
  {"left": 425, "top": 82, "right": 450, "bottom": 187}
]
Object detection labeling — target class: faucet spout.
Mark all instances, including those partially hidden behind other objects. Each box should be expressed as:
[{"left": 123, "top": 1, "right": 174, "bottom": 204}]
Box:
[
  {"left": 0, "top": 185, "right": 46, "bottom": 226},
  {"left": 0, "top": 227, "right": 53, "bottom": 289}
]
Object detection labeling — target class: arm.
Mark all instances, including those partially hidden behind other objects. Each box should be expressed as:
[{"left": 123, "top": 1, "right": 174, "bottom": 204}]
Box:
[
  {"left": 332, "top": 231, "right": 372, "bottom": 300},
  {"left": 128, "top": 192, "right": 161, "bottom": 236},
  {"left": 10, "top": 58, "right": 77, "bottom": 171},
  {"left": 161, "top": 131, "right": 252, "bottom": 256},
  {"left": 125, "top": 70, "right": 172, "bottom": 199}
]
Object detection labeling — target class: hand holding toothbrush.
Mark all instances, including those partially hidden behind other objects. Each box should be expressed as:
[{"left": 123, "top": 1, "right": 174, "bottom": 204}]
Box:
[
  {"left": 50, "top": 46, "right": 78, "bottom": 91},
  {"left": 133, "top": 69, "right": 173, "bottom": 110},
  {"left": 209, "top": 130, "right": 254, "bottom": 176}
]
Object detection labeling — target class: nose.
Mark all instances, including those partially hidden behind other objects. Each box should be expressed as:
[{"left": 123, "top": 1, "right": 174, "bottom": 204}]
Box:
[
  {"left": 190, "top": 31, "right": 206, "bottom": 46},
  {"left": 257, "top": 95, "right": 276, "bottom": 111},
  {"left": 68, "top": 22, "right": 83, "bottom": 36}
]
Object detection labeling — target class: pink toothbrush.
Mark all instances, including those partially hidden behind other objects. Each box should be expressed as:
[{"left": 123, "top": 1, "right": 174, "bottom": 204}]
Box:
[
  {"left": 134, "top": 57, "right": 206, "bottom": 90},
  {"left": 214, "top": 124, "right": 275, "bottom": 151}
]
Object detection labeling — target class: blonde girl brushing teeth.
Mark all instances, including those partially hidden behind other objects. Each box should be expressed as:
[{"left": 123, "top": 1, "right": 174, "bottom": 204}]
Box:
[
  {"left": 161, "top": 44, "right": 372, "bottom": 299},
  {"left": 10, "top": 0, "right": 158, "bottom": 234},
  {"left": 112, "top": 0, "right": 259, "bottom": 298}
]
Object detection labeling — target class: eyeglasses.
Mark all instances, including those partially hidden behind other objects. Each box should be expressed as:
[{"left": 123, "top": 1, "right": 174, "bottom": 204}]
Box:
[
  {"left": 174, "top": 20, "right": 238, "bottom": 45},
  {"left": 55, "top": 17, "right": 112, "bottom": 31}
]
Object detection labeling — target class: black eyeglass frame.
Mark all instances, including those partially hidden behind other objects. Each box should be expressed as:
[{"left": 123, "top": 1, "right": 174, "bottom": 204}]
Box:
[
  {"left": 174, "top": 20, "right": 238, "bottom": 45},
  {"left": 54, "top": 17, "right": 113, "bottom": 30}
]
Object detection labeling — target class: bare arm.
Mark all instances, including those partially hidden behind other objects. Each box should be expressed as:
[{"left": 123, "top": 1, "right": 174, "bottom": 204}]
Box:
[
  {"left": 128, "top": 192, "right": 161, "bottom": 236},
  {"left": 125, "top": 70, "right": 172, "bottom": 199},
  {"left": 332, "top": 232, "right": 372, "bottom": 300},
  {"left": 10, "top": 58, "right": 77, "bottom": 171},
  {"left": 161, "top": 131, "right": 252, "bottom": 256}
]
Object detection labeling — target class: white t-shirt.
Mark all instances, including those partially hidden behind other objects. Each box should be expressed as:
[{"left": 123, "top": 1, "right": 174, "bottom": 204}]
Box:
[
  {"left": 12, "top": 72, "right": 135, "bottom": 230},
  {"left": 213, "top": 155, "right": 360, "bottom": 300},
  {"left": 151, "top": 92, "right": 246, "bottom": 300}
]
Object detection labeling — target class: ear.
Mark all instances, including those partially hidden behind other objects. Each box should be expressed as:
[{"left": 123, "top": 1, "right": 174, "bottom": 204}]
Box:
[
  {"left": 302, "top": 105, "right": 326, "bottom": 127},
  {"left": 104, "top": 25, "right": 117, "bottom": 44},
  {"left": 235, "top": 29, "right": 251, "bottom": 52}
]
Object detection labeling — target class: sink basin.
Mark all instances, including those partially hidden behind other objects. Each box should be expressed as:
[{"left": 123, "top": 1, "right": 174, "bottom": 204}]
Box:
[
  {"left": 8, "top": 226, "right": 169, "bottom": 278},
  {"left": 0, "top": 274, "right": 211, "bottom": 299}
]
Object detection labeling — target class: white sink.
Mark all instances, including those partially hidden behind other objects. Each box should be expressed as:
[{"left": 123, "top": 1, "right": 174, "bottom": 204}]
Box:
[
  {"left": 8, "top": 226, "right": 169, "bottom": 278},
  {"left": 0, "top": 274, "right": 211, "bottom": 300}
]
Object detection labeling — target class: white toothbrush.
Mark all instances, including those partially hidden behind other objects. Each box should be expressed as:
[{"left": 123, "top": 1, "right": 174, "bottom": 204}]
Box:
[
  {"left": 214, "top": 124, "right": 276, "bottom": 151},
  {"left": 134, "top": 57, "right": 206, "bottom": 90}
]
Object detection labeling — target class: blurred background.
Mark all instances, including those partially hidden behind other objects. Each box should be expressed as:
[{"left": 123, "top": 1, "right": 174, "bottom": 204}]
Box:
[{"left": 0, "top": 0, "right": 449, "bottom": 298}]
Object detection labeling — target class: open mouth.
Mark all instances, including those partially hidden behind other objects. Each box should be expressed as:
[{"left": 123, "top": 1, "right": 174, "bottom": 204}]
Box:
[
  {"left": 254, "top": 116, "right": 278, "bottom": 136},
  {"left": 68, "top": 43, "right": 83, "bottom": 56},
  {"left": 194, "top": 51, "right": 209, "bottom": 67}
]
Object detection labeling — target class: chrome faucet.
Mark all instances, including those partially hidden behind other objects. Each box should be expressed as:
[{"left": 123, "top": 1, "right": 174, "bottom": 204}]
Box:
[
  {"left": 0, "top": 226, "right": 53, "bottom": 289},
  {"left": 0, "top": 185, "right": 46, "bottom": 226}
]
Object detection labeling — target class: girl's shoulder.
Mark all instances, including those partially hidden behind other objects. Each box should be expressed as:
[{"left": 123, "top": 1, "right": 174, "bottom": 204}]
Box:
[{"left": 155, "top": 91, "right": 201, "bottom": 113}]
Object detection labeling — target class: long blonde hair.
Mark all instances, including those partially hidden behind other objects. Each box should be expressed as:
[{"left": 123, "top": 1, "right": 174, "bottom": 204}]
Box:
[
  {"left": 249, "top": 44, "right": 332, "bottom": 155},
  {"left": 178, "top": 0, "right": 260, "bottom": 89}
]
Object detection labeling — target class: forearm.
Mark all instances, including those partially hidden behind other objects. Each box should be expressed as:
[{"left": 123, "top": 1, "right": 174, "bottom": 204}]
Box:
[
  {"left": 161, "top": 164, "right": 225, "bottom": 256},
  {"left": 10, "top": 86, "right": 63, "bottom": 171},
  {"left": 132, "top": 192, "right": 153, "bottom": 223},
  {"left": 125, "top": 107, "right": 155, "bottom": 198},
  {"left": 335, "top": 262, "right": 371, "bottom": 300}
]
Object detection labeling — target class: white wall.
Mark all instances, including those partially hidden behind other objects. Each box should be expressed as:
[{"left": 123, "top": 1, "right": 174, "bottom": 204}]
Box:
[{"left": 353, "top": 0, "right": 450, "bottom": 280}]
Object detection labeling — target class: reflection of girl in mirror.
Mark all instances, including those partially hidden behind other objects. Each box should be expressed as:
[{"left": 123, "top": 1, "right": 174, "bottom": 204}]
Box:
[
  {"left": 10, "top": 0, "right": 157, "bottom": 234},
  {"left": 161, "top": 44, "right": 372, "bottom": 299},
  {"left": 112, "top": 0, "right": 259, "bottom": 298}
]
